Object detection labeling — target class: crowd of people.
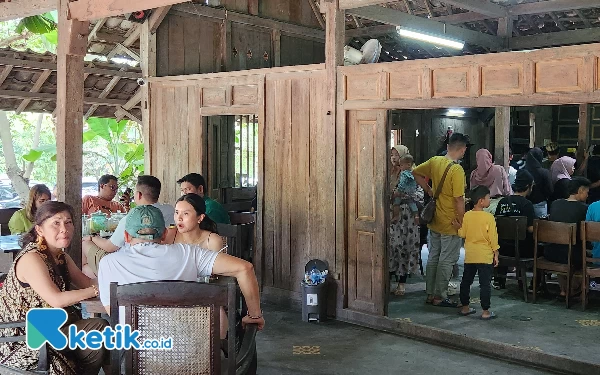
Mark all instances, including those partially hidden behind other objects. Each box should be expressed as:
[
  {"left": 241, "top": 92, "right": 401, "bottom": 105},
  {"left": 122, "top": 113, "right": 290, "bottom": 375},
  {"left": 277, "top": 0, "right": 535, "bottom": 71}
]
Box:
[
  {"left": 389, "top": 135, "right": 600, "bottom": 319},
  {"left": 0, "top": 173, "right": 262, "bottom": 374}
]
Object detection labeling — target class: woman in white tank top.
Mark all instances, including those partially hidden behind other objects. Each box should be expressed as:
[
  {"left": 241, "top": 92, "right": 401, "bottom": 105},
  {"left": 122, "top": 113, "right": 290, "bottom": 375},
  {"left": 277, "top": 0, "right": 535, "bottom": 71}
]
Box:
[{"left": 167, "top": 193, "right": 224, "bottom": 251}]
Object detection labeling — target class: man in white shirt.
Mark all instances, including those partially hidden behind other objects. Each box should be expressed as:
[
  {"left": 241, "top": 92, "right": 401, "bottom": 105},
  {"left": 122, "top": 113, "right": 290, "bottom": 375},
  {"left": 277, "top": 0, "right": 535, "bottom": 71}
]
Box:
[
  {"left": 82, "top": 175, "right": 175, "bottom": 278},
  {"left": 97, "top": 205, "right": 265, "bottom": 330}
]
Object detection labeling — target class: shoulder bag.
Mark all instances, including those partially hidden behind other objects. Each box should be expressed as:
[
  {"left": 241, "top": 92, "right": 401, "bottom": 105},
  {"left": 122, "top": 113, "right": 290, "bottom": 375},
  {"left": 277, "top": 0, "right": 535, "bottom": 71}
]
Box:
[{"left": 420, "top": 161, "right": 455, "bottom": 225}]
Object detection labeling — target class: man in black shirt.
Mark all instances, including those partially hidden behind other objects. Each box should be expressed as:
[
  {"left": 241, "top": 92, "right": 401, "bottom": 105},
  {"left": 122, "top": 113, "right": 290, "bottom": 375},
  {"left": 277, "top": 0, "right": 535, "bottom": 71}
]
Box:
[
  {"left": 545, "top": 177, "right": 591, "bottom": 298},
  {"left": 494, "top": 170, "right": 535, "bottom": 289}
]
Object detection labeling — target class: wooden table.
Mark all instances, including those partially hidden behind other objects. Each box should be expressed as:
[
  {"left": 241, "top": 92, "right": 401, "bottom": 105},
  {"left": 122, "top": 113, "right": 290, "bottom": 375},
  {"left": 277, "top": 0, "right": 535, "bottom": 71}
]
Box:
[{"left": 0, "top": 235, "right": 21, "bottom": 260}]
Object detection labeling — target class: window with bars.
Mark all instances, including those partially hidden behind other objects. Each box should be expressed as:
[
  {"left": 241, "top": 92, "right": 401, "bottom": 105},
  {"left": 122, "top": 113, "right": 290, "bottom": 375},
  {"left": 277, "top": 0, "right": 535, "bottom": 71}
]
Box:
[{"left": 234, "top": 115, "right": 258, "bottom": 187}]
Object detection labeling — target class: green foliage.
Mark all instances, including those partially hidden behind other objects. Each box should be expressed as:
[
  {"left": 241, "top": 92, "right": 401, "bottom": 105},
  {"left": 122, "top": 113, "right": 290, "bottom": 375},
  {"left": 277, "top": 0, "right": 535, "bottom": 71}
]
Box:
[
  {"left": 17, "top": 117, "right": 144, "bottom": 192},
  {"left": 15, "top": 14, "right": 56, "bottom": 35}
]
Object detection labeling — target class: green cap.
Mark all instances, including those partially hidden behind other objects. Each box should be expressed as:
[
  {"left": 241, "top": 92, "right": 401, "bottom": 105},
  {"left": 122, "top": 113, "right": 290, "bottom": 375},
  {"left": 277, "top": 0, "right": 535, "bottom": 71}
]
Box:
[{"left": 125, "top": 205, "right": 165, "bottom": 240}]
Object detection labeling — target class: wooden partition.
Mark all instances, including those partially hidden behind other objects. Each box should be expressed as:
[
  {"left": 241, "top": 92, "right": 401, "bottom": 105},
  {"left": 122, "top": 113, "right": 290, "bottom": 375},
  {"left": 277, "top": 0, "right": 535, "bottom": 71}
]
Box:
[
  {"left": 339, "top": 43, "right": 600, "bottom": 109},
  {"left": 147, "top": 64, "right": 336, "bottom": 304}
]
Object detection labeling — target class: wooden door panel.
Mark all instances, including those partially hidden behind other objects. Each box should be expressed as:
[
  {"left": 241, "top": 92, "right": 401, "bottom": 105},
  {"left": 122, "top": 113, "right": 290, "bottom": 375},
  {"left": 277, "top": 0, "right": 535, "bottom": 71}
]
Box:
[{"left": 347, "top": 110, "right": 387, "bottom": 315}]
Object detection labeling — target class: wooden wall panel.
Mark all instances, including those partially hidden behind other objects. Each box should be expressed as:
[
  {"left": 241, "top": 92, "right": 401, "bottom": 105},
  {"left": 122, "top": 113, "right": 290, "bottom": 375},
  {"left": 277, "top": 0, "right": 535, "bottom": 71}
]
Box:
[
  {"left": 157, "top": 13, "right": 222, "bottom": 76},
  {"left": 230, "top": 22, "right": 272, "bottom": 71},
  {"left": 481, "top": 64, "right": 524, "bottom": 96},
  {"left": 149, "top": 66, "right": 331, "bottom": 302},
  {"left": 535, "top": 58, "right": 584, "bottom": 93},
  {"left": 389, "top": 70, "right": 422, "bottom": 99},
  {"left": 340, "top": 43, "right": 600, "bottom": 109},
  {"left": 260, "top": 70, "right": 335, "bottom": 294},
  {"left": 280, "top": 35, "right": 325, "bottom": 67},
  {"left": 432, "top": 67, "right": 471, "bottom": 98},
  {"left": 345, "top": 73, "right": 384, "bottom": 101}
]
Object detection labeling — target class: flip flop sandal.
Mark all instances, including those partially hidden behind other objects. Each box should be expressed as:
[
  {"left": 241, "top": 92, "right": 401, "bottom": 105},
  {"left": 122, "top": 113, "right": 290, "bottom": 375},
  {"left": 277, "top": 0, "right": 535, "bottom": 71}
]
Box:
[
  {"left": 458, "top": 308, "right": 476, "bottom": 316},
  {"left": 433, "top": 299, "right": 458, "bottom": 308},
  {"left": 480, "top": 312, "right": 497, "bottom": 320}
]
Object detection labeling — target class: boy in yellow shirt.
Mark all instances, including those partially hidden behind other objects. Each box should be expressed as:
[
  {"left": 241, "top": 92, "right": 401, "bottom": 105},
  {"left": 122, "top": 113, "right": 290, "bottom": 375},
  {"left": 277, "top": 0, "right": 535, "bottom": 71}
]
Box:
[{"left": 453, "top": 185, "right": 499, "bottom": 320}]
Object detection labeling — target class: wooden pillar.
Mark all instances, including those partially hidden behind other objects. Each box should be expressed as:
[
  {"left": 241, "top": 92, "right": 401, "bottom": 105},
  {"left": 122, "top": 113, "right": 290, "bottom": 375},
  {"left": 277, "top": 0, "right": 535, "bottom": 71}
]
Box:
[
  {"left": 578, "top": 104, "right": 590, "bottom": 163},
  {"left": 322, "top": 0, "right": 345, "bottom": 308},
  {"left": 141, "top": 20, "right": 157, "bottom": 174},
  {"left": 497, "top": 17, "right": 513, "bottom": 50},
  {"left": 271, "top": 29, "right": 281, "bottom": 67},
  {"left": 248, "top": 0, "right": 259, "bottom": 15},
  {"left": 56, "top": 0, "right": 89, "bottom": 267},
  {"left": 495, "top": 107, "right": 510, "bottom": 169}
]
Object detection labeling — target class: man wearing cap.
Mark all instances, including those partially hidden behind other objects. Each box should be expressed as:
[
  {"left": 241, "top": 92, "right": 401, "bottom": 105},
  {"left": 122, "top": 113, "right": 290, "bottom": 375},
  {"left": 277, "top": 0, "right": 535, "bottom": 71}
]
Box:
[{"left": 96, "top": 205, "right": 265, "bottom": 331}]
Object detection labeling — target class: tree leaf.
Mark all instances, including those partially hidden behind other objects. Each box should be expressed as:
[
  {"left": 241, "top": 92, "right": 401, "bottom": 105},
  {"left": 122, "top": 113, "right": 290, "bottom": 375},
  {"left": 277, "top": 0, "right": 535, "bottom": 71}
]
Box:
[
  {"left": 42, "top": 30, "right": 58, "bottom": 45},
  {"left": 109, "top": 119, "right": 128, "bottom": 138},
  {"left": 50, "top": 154, "right": 57, "bottom": 162},
  {"left": 117, "top": 143, "right": 131, "bottom": 158},
  {"left": 22, "top": 149, "right": 43, "bottom": 162},
  {"left": 36, "top": 144, "right": 57, "bottom": 153},
  {"left": 17, "top": 15, "right": 56, "bottom": 35},
  {"left": 83, "top": 129, "right": 97, "bottom": 143},
  {"left": 87, "top": 117, "right": 112, "bottom": 143}
]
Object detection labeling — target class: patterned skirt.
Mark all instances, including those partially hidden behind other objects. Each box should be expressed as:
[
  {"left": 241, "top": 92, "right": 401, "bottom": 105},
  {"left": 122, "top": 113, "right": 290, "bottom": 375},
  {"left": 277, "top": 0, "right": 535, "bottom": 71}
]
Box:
[{"left": 389, "top": 203, "right": 421, "bottom": 278}]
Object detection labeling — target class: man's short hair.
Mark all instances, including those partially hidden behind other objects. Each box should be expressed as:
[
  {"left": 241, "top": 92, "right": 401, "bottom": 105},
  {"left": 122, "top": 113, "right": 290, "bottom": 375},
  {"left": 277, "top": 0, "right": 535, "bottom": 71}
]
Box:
[
  {"left": 177, "top": 173, "right": 207, "bottom": 193},
  {"left": 567, "top": 177, "right": 591, "bottom": 196},
  {"left": 98, "top": 174, "right": 117, "bottom": 189},
  {"left": 469, "top": 185, "right": 490, "bottom": 205},
  {"left": 137, "top": 175, "right": 161, "bottom": 201},
  {"left": 448, "top": 133, "right": 469, "bottom": 150}
]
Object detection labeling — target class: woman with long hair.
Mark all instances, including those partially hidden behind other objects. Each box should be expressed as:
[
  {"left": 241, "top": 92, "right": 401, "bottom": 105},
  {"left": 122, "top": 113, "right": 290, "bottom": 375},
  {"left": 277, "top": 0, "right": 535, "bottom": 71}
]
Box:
[
  {"left": 0, "top": 202, "right": 108, "bottom": 374},
  {"left": 166, "top": 193, "right": 223, "bottom": 251},
  {"left": 8, "top": 184, "right": 51, "bottom": 234}
]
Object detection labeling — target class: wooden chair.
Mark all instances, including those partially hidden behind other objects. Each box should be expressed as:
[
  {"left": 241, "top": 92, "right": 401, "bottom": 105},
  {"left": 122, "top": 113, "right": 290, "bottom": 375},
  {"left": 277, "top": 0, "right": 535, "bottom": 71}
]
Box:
[
  {"left": 532, "top": 220, "right": 577, "bottom": 308},
  {"left": 0, "top": 321, "right": 49, "bottom": 374},
  {"left": 495, "top": 216, "right": 532, "bottom": 302},
  {"left": 217, "top": 222, "right": 255, "bottom": 262},
  {"left": 580, "top": 221, "right": 600, "bottom": 310},
  {"left": 108, "top": 279, "right": 257, "bottom": 375},
  {"left": 222, "top": 202, "right": 253, "bottom": 213},
  {"left": 0, "top": 208, "right": 19, "bottom": 235},
  {"left": 228, "top": 212, "right": 255, "bottom": 226}
]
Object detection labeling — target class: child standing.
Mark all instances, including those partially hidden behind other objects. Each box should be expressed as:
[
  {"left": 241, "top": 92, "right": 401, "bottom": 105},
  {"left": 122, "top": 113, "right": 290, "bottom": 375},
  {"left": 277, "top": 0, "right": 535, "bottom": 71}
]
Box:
[
  {"left": 453, "top": 185, "right": 499, "bottom": 320},
  {"left": 391, "top": 154, "right": 419, "bottom": 225}
]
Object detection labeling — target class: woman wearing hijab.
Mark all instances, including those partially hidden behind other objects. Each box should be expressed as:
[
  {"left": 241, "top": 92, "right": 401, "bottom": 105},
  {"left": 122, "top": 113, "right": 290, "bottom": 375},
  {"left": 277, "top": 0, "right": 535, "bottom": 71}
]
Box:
[
  {"left": 524, "top": 147, "right": 553, "bottom": 218},
  {"left": 469, "top": 149, "right": 512, "bottom": 214},
  {"left": 549, "top": 156, "right": 576, "bottom": 206},
  {"left": 388, "top": 145, "right": 423, "bottom": 296}
]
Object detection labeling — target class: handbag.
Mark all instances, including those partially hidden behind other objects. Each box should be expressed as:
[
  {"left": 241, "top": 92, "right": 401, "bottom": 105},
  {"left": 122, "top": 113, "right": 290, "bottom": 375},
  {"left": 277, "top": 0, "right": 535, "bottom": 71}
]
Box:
[{"left": 420, "top": 161, "right": 456, "bottom": 225}]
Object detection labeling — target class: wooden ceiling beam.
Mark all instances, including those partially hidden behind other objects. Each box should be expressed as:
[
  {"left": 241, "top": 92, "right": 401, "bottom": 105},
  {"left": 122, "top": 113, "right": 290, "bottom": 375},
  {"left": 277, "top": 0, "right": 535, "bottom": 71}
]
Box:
[
  {"left": 510, "top": 27, "right": 600, "bottom": 50},
  {"left": 338, "top": 0, "right": 394, "bottom": 9},
  {"left": 0, "top": 89, "right": 129, "bottom": 106},
  {"left": 85, "top": 73, "right": 123, "bottom": 119},
  {"left": 348, "top": 6, "right": 504, "bottom": 49},
  {"left": 509, "top": 0, "right": 600, "bottom": 16},
  {"left": 308, "top": 0, "right": 325, "bottom": 29},
  {"left": 0, "top": 0, "right": 55, "bottom": 22},
  {"left": 16, "top": 69, "right": 52, "bottom": 114},
  {"left": 433, "top": 12, "right": 489, "bottom": 23},
  {"left": 149, "top": 5, "right": 172, "bottom": 33},
  {"left": 0, "top": 56, "right": 142, "bottom": 79},
  {"left": 68, "top": 0, "right": 187, "bottom": 21},
  {"left": 440, "top": 0, "right": 507, "bottom": 18}
]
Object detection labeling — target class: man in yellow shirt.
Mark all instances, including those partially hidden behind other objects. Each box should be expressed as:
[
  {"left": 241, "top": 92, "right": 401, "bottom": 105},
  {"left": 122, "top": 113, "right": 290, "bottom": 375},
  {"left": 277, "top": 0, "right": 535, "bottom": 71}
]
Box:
[
  {"left": 455, "top": 185, "right": 499, "bottom": 320},
  {"left": 413, "top": 133, "right": 467, "bottom": 307}
]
